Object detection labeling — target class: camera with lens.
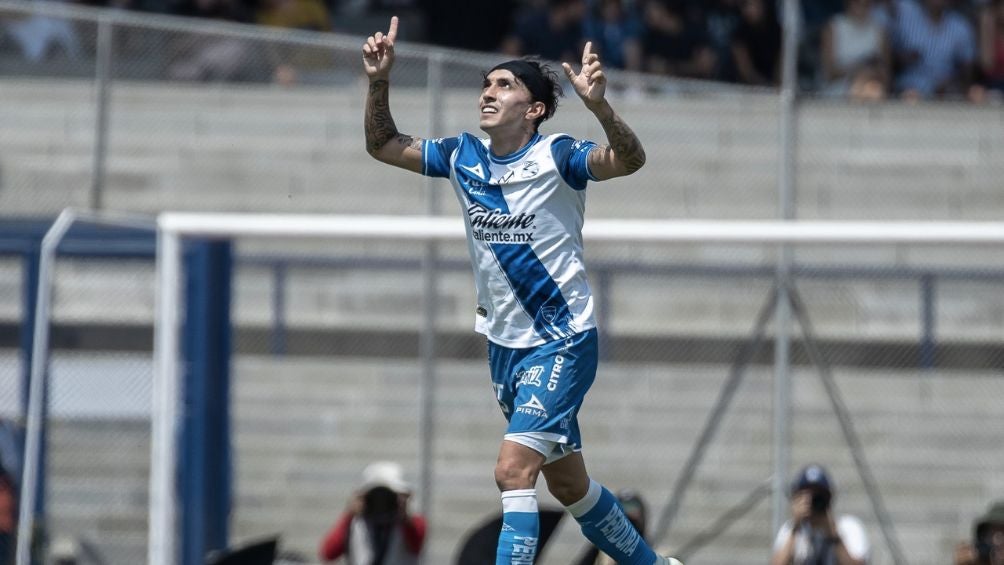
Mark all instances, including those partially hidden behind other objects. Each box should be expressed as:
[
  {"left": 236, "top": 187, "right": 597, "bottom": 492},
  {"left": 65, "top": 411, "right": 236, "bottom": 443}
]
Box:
[
  {"left": 810, "top": 490, "right": 832, "bottom": 515},
  {"left": 363, "top": 486, "right": 400, "bottom": 517}
]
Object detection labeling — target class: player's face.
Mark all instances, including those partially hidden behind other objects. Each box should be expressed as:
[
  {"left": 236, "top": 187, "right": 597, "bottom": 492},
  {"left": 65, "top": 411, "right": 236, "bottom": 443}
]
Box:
[{"left": 479, "top": 70, "right": 538, "bottom": 134}]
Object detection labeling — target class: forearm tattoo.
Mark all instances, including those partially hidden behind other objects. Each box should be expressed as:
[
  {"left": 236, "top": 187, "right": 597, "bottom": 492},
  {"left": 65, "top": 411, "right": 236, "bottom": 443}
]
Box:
[
  {"left": 365, "top": 80, "right": 422, "bottom": 155},
  {"left": 597, "top": 107, "right": 646, "bottom": 174},
  {"left": 365, "top": 79, "right": 398, "bottom": 153}
]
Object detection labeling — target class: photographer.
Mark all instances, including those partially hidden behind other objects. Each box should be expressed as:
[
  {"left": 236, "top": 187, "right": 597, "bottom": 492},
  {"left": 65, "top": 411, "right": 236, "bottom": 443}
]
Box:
[
  {"left": 771, "top": 464, "right": 870, "bottom": 565},
  {"left": 319, "top": 462, "right": 426, "bottom": 565},
  {"left": 954, "top": 501, "right": 1004, "bottom": 565}
]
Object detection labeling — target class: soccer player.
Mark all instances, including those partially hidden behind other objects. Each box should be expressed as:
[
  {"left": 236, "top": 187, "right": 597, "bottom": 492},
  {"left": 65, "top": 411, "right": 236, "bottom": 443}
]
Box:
[{"left": 362, "top": 17, "right": 683, "bottom": 565}]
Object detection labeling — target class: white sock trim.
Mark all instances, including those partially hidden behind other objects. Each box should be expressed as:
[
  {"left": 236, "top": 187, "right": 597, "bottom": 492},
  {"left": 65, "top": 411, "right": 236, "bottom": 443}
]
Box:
[
  {"left": 564, "top": 479, "right": 602, "bottom": 518},
  {"left": 501, "top": 489, "right": 538, "bottom": 514}
]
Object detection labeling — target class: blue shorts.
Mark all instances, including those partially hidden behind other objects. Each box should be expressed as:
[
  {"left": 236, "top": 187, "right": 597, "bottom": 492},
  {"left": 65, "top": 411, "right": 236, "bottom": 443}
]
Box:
[{"left": 487, "top": 329, "right": 598, "bottom": 462}]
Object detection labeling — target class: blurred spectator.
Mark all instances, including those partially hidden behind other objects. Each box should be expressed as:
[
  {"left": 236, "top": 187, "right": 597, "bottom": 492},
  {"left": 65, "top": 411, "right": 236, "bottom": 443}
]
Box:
[
  {"left": 255, "top": 0, "right": 333, "bottom": 84},
  {"left": 572, "top": 489, "right": 649, "bottom": 565},
  {"left": 0, "top": 460, "right": 16, "bottom": 565},
  {"left": 804, "top": 0, "right": 847, "bottom": 35},
  {"left": 955, "top": 501, "right": 1004, "bottom": 565},
  {"left": 704, "top": 0, "right": 742, "bottom": 80},
  {"left": 582, "top": 0, "right": 643, "bottom": 71},
  {"left": 319, "top": 461, "right": 426, "bottom": 564},
  {"left": 771, "top": 464, "right": 870, "bottom": 565},
  {"left": 170, "top": 0, "right": 250, "bottom": 21},
  {"left": 888, "top": 0, "right": 977, "bottom": 99},
  {"left": 821, "top": 0, "right": 891, "bottom": 99},
  {"left": 978, "top": 0, "right": 1004, "bottom": 92},
  {"left": 731, "top": 0, "right": 783, "bottom": 85},
  {"left": 167, "top": 0, "right": 258, "bottom": 81},
  {"left": 641, "top": 0, "right": 717, "bottom": 79},
  {"left": 0, "top": 421, "right": 20, "bottom": 489},
  {"left": 1, "top": 11, "right": 81, "bottom": 63},
  {"left": 342, "top": 0, "right": 417, "bottom": 14},
  {"left": 501, "top": 0, "right": 586, "bottom": 62},
  {"left": 419, "top": 0, "right": 516, "bottom": 52},
  {"left": 256, "top": 0, "right": 331, "bottom": 31}
]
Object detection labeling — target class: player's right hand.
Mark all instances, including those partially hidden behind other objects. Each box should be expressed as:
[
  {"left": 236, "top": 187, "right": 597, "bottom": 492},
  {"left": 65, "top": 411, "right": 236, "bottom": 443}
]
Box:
[{"left": 362, "top": 16, "right": 398, "bottom": 79}]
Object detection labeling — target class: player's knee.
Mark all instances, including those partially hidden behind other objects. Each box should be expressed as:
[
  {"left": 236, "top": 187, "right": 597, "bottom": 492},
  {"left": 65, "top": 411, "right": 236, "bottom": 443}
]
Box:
[{"left": 494, "top": 458, "right": 538, "bottom": 492}]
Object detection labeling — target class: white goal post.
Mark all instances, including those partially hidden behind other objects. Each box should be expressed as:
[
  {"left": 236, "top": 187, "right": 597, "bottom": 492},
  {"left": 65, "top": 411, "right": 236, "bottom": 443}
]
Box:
[{"left": 151, "top": 213, "right": 1004, "bottom": 565}]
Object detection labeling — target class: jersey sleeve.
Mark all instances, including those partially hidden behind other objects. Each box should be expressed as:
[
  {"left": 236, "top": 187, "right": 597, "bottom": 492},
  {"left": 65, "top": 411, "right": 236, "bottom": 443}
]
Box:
[
  {"left": 422, "top": 136, "right": 461, "bottom": 178},
  {"left": 551, "top": 135, "right": 598, "bottom": 191}
]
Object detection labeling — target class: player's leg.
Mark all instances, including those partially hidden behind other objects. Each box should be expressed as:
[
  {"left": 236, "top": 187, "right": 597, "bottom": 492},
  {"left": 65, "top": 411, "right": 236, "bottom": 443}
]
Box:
[
  {"left": 543, "top": 452, "right": 668, "bottom": 565},
  {"left": 494, "top": 440, "right": 545, "bottom": 565}
]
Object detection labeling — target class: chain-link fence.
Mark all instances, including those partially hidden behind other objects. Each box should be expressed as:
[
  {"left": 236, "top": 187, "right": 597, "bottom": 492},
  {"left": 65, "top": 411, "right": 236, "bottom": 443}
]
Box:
[
  {"left": 43, "top": 256, "right": 155, "bottom": 565},
  {"left": 0, "top": 257, "right": 23, "bottom": 475}
]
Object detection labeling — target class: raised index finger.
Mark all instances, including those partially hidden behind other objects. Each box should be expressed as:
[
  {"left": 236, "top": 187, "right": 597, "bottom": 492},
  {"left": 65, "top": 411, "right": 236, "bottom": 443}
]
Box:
[
  {"left": 387, "top": 16, "right": 399, "bottom": 42},
  {"left": 581, "top": 41, "right": 593, "bottom": 63}
]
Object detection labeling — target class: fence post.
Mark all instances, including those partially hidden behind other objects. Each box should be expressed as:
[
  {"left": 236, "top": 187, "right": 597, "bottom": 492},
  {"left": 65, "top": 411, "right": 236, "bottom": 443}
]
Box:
[
  {"left": 90, "top": 14, "right": 114, "bottom": 211},
  {"left": 771, "top": 0, "right": 801, "bottom": 541},
  {"left": 417, "top": 51, "right": 446, "bottom": 532}
]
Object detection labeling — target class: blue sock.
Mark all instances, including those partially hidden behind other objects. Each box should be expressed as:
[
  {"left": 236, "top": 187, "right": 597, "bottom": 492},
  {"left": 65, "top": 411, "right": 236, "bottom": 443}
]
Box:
[
  {"left": 497, "top": 489, "right": 539, "bottom": 565},
  {"left": 565, "top": 480, "right": 659, "bottom": 565}
]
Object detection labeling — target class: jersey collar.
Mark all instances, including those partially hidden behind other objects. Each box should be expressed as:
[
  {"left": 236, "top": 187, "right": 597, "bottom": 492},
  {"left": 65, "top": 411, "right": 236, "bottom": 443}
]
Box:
[{"left": 489, "top": 133, "right": 543, "bottom": 165}]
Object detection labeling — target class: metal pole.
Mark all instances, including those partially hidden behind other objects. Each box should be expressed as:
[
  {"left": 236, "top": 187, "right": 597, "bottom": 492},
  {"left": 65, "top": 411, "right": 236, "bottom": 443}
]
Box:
[
  {"left": 417, "top": 52, "right": 445, "bottom": 529},
  {"left": 90, "top": 14, "right": 114, "bottom": 211},
  {"left": 771, "top": 0, "right": 801, "bottom": 541},
  {"left": 15, "top": 210, "right": 77, "bottom": 565},
  {"left": 151, "top": 228, "right": 182, "bottom": 565}
]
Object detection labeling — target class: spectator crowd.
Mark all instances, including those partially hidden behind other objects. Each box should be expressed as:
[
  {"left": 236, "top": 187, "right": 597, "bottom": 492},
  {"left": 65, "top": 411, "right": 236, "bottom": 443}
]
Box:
[{"left": 9, "top": 0, "right": 999, "bottom": 101}]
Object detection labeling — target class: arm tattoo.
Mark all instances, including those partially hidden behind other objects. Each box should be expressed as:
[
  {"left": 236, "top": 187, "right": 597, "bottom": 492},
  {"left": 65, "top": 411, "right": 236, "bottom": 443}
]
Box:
[
  {"left": 365, "top": 79, "right": 397, "bottom": 153},
  {"left": 396, "top": 134, "right": 423, "bottom": 152},
  {"left": 365, "top": 80, "right": 423, "bottom": 156},
  {"left": 595, "top": 105, "right": 646, "bottom": 174}
]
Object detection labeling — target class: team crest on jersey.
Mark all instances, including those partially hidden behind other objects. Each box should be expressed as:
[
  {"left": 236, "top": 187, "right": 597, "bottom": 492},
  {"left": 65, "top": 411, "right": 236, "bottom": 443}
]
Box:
[
  {"left": 540, "top": 306, "right": 557, "bottom": 323},
  {"left": 520, "top": 161, "right": 539, "bottom": 179}
]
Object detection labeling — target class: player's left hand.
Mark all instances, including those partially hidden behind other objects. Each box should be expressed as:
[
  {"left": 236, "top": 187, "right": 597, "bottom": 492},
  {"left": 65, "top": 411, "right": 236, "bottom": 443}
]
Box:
[{"left": 562, "top": 42, "right": 607, "bottom": 108}]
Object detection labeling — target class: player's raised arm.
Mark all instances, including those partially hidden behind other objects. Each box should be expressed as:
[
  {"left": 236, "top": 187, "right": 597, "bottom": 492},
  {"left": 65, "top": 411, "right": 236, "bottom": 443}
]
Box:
[
  {"left": 562, "top": 41, "right": 646, "bottom": 180},
  {"left": 363, "top": 16, "right": 423, "bottom": 173}
]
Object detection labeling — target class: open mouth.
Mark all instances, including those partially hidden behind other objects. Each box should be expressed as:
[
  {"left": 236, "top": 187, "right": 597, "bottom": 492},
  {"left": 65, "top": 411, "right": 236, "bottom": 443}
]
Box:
[{"left": 480, "top": 106, "right": 498, "bottom": 115}]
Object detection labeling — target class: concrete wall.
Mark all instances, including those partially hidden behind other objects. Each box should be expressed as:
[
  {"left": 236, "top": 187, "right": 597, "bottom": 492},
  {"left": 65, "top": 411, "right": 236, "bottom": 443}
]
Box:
[{"left": 1, "top": 80, "right": 1003, "bottom": 220}]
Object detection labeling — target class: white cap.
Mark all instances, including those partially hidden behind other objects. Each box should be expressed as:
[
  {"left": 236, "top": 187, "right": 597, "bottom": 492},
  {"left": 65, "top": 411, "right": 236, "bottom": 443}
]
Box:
[{"left": 360, "top": 461, "right": 411, "bottom": 494}]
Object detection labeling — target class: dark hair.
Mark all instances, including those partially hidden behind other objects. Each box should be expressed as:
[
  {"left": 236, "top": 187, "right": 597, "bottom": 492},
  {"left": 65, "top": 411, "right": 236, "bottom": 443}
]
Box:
[{"left": 484, "top": 59, "right": 564, "bottom": 130}]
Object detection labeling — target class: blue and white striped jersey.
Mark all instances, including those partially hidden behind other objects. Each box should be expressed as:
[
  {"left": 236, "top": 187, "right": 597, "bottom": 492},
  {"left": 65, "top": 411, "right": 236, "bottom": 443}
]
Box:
[{"left": 423, "top": 132, "right": 599, "bottom": 348}]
